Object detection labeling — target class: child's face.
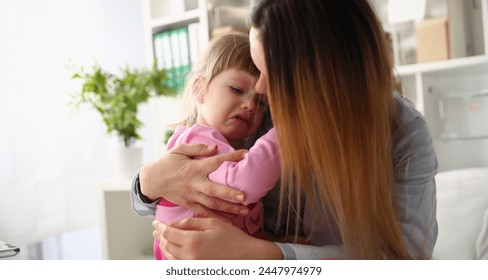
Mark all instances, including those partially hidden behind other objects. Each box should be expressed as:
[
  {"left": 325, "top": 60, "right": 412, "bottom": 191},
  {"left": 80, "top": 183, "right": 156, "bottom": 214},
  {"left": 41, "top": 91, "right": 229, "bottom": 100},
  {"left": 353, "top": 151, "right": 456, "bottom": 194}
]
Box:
[{"left": 197, "top": 68, "right": 267, "bottom": 147}]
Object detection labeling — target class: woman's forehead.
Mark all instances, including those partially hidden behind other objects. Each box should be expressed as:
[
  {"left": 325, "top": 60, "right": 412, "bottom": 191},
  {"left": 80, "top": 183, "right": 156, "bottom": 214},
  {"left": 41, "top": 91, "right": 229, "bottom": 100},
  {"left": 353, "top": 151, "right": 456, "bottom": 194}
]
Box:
[{"left": 249, "top": 28, "right": 266, "bottom": 72}]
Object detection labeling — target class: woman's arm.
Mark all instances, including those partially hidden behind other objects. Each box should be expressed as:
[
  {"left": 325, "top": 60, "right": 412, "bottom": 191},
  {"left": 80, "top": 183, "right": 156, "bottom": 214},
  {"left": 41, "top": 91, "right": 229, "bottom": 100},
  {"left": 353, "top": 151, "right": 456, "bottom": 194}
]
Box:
[
  {"left": 393, "top": 94, "right": 439, "bottom": 259},
  {"left": 153, "top": 218, "right": 283, "bottom": 260},
  {"left": 153, "top": 218, "right": 345, "bottom": 260},
  {"left": 130, "top": 143, "right": 251, "bottom": 218}
]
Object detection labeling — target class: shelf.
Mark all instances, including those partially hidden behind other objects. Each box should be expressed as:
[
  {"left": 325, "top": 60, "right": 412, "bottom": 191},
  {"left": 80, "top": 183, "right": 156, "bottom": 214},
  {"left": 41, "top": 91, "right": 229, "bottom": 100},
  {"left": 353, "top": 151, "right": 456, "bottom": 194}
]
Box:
[
  {"left": 442, "top": 90, "right": 488, "bottom": 99},
  {"left": 441, "top": 134, "right": 488, "bottom": 141},
  {"left": 395, "top": 55, "right": 488, "bottom": 76},
  {"left": 150, "top": 8, "right": 201, "bottom": 32}
]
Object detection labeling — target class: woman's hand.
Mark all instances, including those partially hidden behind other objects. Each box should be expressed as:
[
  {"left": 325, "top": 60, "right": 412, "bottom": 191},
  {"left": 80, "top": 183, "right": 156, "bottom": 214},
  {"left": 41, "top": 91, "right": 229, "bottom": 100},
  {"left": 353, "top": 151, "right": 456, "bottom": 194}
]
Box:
[
  {"left": 153, "top": 219, "right": 283, "bottom": 260},
  {"left": 140, "top": 143, "right": 250, "bottom": 218}
]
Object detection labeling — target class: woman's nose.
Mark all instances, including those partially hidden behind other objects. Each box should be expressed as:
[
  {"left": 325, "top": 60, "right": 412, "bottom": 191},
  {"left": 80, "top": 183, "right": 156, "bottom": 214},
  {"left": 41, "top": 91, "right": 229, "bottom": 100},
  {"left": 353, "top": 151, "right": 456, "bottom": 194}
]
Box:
[{"left": 255, "top": 75, "right": 267, "bottom": 95}]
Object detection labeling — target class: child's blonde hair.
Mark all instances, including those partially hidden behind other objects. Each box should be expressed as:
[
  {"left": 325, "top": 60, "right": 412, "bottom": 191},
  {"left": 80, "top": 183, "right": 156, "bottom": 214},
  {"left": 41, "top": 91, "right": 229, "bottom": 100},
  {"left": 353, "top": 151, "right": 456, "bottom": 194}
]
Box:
[
  {"left": 180, "top": 33, "right": 259, "bottom": 126},
  {"left": 179, "top": 33, "right": 271, "bottom": 147}
]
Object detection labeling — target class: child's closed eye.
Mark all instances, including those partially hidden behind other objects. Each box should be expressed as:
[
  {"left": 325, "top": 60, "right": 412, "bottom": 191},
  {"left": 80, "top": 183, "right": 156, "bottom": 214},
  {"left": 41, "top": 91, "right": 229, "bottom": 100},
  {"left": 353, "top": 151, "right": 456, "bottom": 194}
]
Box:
[{"left": 230, "top": 86, "right": 244, "bottom": 94}]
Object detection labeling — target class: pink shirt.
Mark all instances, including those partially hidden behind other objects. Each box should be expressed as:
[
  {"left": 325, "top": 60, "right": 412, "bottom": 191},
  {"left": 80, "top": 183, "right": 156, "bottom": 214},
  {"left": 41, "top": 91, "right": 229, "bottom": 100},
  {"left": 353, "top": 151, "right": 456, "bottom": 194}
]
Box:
[
  {"left": 154, "top": 124, "right": 281, "bottom": 259},
  {"left": 154, "top": 124, "right": 280, "bottom": 259}
]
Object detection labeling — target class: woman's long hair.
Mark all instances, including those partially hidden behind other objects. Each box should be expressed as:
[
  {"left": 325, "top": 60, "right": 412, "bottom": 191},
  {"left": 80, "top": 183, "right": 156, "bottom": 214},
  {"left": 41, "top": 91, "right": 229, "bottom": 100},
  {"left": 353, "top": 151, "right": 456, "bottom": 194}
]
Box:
[{"left": 251, "top": 0, "right": 411, "bottom": 259}]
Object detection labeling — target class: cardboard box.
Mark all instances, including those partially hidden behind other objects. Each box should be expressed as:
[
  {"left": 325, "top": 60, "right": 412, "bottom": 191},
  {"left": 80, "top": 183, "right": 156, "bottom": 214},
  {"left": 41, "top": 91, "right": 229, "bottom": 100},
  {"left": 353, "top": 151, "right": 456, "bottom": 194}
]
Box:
[
  {"left": 416, "top": 17, "right": 449, "bottom": 63},
  {"left": 211, "top": 25, "right": 249, "bottom": 39}
]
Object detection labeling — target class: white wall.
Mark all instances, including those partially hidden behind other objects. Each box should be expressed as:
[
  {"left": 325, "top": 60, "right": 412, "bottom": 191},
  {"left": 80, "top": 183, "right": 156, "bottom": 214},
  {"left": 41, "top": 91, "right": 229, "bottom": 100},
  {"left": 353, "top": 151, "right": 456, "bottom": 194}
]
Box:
[{"left": 0, "top": 0, "right": 156, "bottom": 250}]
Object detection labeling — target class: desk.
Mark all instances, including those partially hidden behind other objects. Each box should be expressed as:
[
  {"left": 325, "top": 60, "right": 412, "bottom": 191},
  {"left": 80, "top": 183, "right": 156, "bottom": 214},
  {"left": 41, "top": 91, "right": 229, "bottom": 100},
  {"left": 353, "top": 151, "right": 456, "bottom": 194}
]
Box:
[{"left": 100, "top": 180, "right": 154, "bottom": 260}]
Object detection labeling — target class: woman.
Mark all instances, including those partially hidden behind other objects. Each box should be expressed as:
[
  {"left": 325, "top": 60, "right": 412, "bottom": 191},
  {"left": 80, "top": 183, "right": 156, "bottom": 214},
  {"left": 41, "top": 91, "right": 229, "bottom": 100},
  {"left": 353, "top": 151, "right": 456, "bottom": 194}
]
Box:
[{"left": 133, "top": 0, "right": 438, "bottom": 259}]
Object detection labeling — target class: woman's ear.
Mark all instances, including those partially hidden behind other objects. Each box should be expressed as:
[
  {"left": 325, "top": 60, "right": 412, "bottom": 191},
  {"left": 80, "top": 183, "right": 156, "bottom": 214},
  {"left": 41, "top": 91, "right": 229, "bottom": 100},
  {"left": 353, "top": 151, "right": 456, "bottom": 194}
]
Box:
[{"left": 193, "top": 77, "right": 205, "bottom": 103}]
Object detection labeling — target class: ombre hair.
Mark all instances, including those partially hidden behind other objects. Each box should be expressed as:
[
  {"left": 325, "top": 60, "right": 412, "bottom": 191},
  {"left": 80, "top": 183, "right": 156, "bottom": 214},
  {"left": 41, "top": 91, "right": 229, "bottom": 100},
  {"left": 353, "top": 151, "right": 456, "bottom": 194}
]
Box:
[{"left": 251, "top": 0, "right": 412, "bottom": 259}]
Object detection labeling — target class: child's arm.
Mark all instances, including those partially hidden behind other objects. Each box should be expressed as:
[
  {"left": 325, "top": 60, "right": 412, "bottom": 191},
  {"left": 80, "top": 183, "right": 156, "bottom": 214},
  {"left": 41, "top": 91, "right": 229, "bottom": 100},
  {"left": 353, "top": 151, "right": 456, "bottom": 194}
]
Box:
[
  {"left": 208, "top": 128, "right": 280, "bottom": 205},
  {"left": 174, "top": 125, "right": 280, "bottom": 206}
]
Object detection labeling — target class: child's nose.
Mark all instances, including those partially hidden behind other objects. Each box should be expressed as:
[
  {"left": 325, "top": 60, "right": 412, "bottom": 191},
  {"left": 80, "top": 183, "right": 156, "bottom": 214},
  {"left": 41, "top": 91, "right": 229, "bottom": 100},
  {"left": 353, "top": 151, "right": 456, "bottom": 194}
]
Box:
[{"left": 241, "top": 96, "right": 257, "bottom": 112}]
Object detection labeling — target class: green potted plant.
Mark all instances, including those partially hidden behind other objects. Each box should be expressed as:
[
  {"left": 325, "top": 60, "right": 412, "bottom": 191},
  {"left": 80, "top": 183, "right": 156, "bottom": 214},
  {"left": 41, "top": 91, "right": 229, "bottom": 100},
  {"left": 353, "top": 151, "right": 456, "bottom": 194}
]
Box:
[
  {"left": 70, "top": 61, "right": 176, "bottom": 178},
  {"left": 70, "top": 61, "right": 175, "bottom": 146}
]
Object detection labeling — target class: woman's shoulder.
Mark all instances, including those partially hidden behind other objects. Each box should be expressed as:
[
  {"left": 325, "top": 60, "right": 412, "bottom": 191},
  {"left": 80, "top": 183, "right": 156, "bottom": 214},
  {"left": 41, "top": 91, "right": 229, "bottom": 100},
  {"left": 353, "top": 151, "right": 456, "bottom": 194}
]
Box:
[
  {"left": 392, "top": 92, "right": 432, "bottom": 142},
  {"left": 393, "top": 92, "right": 423, "bottom": 125},
  {"left": 392, "top": 92, "right": 438, "bottom": 183}
]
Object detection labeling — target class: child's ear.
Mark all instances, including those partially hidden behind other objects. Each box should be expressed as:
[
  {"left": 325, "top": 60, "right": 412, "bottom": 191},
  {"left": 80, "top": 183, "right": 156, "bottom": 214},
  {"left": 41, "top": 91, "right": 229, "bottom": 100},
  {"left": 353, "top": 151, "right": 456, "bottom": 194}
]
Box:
[{"left": 192, "top": 77, "right": 205, "bottom": 103}]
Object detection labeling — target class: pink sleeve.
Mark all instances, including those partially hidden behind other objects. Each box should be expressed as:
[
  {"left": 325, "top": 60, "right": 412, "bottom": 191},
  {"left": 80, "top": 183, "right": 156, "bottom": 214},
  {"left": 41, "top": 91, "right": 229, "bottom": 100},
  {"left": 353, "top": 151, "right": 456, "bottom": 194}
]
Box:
[
  {"left": 172, "top": 125, "right": 281, "bottom": 206},
  {"left": 208, "top": 128, "right": 281, "bottom": 206},
  {"left": 167, "top": 125, "right": 235, "bottom": 154}
]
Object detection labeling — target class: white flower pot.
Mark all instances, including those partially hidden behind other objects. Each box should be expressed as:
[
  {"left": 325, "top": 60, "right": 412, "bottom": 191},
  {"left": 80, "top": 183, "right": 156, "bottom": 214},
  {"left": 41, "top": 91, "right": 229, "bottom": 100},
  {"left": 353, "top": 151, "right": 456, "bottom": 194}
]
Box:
[{"left": 113, "top": 146, "right": 143, "bottom": 180}]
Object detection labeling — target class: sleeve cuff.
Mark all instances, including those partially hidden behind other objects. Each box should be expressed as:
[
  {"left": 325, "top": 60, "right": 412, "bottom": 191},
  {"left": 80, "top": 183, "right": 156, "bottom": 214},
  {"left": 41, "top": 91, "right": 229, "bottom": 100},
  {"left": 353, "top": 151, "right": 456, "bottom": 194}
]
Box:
[
  {"left": 130, "top": 170, "right": 159, "bottom": 217},
  {"left": 275, "top": 243, "right": 345, "bottom": 260},
  {"left": 133, "top": 170, "right": 161, "bottom": 204},
  {"left": 275, "top": 243, "right": 297, "bottom": 260}
]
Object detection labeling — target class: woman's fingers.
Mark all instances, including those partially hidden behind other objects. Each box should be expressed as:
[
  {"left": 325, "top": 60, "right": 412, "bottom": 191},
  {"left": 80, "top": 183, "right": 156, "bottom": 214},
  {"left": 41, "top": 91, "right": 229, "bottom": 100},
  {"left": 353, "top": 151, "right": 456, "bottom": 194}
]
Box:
[
  {"left": 169, "top": 143, "right": 220, "bottom": 158},
  {"left": 170, "top": 217, "right": 212, "bottom": 229},
  {"left": 170, "top": 143, "right": 247, "bottom": 164},
  {"left": 175, "top": 144, "right": 249, "bottom": 211},
  {"left": 154, "top": 220, "right": 197, "bottom": 260},
  {"left": 196, "top": 149, "right": 248, "bottom": 174},
  {"left": 153, "top": 222, "right": 174, "bottom": 258},
  {"left": 193, "top": 151, "right": 249, "bottom": 206},
  {"left": 157, "top": 143, "right": 250, "bottom": 215},
  {"left": 166, "top": 218, "right": 216, "bottom": 260},
  {"left": 194, "top": 184, "right": 249, "bottom": 213},
  {"left": 154, "top": 219, "right": 212, "bottom": 241}
]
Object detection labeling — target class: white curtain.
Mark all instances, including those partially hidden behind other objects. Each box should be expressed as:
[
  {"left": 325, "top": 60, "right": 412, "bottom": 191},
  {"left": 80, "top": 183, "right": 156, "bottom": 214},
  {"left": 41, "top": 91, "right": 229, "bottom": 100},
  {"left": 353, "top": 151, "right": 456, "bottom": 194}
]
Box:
[{"left": 0, "top": 0, "right": 155, "bottom": 247}]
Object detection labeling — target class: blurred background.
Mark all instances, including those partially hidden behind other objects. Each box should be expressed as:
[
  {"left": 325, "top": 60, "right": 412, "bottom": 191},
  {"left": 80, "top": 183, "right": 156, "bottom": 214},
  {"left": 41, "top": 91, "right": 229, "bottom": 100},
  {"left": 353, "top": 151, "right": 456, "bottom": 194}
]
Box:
[{"left": 0, "top": 0, "right": 152, "bottom": 259}]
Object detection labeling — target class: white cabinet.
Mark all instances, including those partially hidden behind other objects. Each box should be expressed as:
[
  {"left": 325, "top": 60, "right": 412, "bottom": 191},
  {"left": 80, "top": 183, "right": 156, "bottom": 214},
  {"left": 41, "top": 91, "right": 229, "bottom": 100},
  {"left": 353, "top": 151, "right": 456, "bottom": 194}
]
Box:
[
  {"left": 370, "top": 0, "right": 488, "bottom": 171},
  {"left": 100, "top": 180, "right": 154, "bottom": 259}
]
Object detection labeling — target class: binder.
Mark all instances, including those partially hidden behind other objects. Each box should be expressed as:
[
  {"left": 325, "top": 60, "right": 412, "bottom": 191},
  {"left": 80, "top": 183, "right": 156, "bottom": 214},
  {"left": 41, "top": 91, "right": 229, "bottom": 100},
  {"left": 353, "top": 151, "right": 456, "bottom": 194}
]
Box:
[
  {"left": 169, "top": 29, "right": 181, "bottom": 91},
  {"left": 152, "top": 26, "right": 192, "bottom": 92},
  {"left": 178, "top": 26, "right": 191, "bottom": 90}
]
